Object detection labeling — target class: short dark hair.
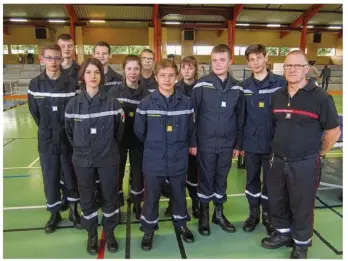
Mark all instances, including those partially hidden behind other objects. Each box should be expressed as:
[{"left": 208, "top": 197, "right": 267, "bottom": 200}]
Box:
[
  {"left": 211, "top": 44, "right": 232, "bottom": 59},
  {"left": 140, "top": 48, "right": 154, "bottom": 57},
  {"left": 122, "top": 55, "right": 142, "bottom": 71},
  {"left": 155, "top": 59, "right": 178, "bottom": 75},
  {"left": 245, "top": 44, "right": 267, "bottom": 60},
  {"left": 57, "top": 34, "right": 73, "bottom": 42},
  {"left": 40, "top": 43, "right": 61, "bottom": 56},
  {"left": 93, "top": 41, "right": 111, "bottom": 54},
  {"left": 167, "top": 54, "right": 175, "bottom": 59},
  {"left": 78, "top": 58, "right": 105, "bottom": 87}
]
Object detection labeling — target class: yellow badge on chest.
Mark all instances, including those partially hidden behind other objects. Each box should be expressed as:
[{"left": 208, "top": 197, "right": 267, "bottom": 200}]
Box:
[
  {"left": 259, "top": 101, "right": 265, "bottom": 108},
  {"left": 167, "top": 125, "right": 173, "bottom": 132},
  {"left": 129, "top": 112, "right": 134, "bottom": 117}
]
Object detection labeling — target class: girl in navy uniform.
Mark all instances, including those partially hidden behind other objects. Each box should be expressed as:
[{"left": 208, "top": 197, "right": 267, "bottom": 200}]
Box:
[
  {"left": 110, "top": 55, "right": 150, "bottom": 219},
  {"left": 65, "top": 58, "right": 124, "bottom": 255}
]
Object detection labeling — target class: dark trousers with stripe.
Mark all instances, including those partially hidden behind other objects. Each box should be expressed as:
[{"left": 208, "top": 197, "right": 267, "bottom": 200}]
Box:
[
  {"left": 197, "top": 149, "right": 233, "bottom": 204},
  {"left": 118, "top": 144, "right": 144, "bottom": 203},
  {"left": 39, "top": 152, "right": 79, "bottom": 213},
  {"left": 74, "top": 166, "right": 120, "bottom": 234},
  {"left": 140, "top": 174, "right": 188, "bottom": 233},
  {"left": 245, "top": 152, "right": 271, "bottom": 212},
  {"left": 268, "top": 155, "right": 321, "bottom": 245}
]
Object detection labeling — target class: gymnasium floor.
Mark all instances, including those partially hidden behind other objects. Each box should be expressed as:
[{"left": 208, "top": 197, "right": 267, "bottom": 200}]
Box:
[{"left": 3, "top": 94, "right": 343, "bottom": 259}]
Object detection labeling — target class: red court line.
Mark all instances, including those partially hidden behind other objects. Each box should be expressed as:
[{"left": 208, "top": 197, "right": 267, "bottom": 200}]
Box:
[{"left": 97, "top": 229, "right": 106, "bottom": 259}]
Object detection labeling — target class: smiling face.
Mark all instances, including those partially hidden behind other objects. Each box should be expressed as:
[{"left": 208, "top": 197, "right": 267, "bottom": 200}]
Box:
[
  {"left": 284, "top": 53, "right": 310, "bottom": 84},
  {"left": 57, "top": 39, "right": 74, "bottom": 59},
  {"left": 247, "top": 52, "right": 268, "bottom": 74},
  {"left": 93, "top": 46, "right": 111, "bottom": 66},
  {"left": 84, "top": 63, "right": 101, "bottom": 89},
  {"left": 124, "top": 60, "right": 141, "bottom": 84}
]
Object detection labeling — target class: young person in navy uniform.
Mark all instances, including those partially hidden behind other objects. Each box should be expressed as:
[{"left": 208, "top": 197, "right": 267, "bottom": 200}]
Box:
[
  {"left": 28, "top": 44, "right": 81, "bottom": 233},
  {"left": 139, "top": 49, "right": 158, "bottom": 93},
  {"left": 57, "top": 33, "right": 81, "bottom": 211},
  {"left": 191, "top": 44, "right": 245, "bottom": 236},
  {"left": 109, "top": 55, "right": 150, "bottom": 219},
  {"left": 134, "top": 59, "right": 196, "bottom": 251},
  {"left": 93, "top": 41, "right": 123, "bottom": 92},
  {"left": 261, "top": 51, "right": 341, "bottom": 259},
  {"left": 65, "top": 58, "right": 124, "bottom": 255},
  {"left": 163, "top": 56, "right": 200, "bottom": 218},
  {"left": 241, "top": 44, "right": 286, "bottom": 235}
]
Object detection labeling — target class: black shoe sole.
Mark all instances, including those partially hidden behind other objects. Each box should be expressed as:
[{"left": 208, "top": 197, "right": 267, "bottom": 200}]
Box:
[
  {"left": 182, "top": 237, "right": 195, "bottom": 243},
  {"left": 107, "top": 246, "right": 118, "bottom": 253},
  {"left": 198, "top": 228, "right": 211, "bottom": 236},
  {"left": 45, "top": 228, "right": 58, "bottom": 234},
  {"left": 261, "top": 241, "right": 294, "bottom": 249},
  {"left": 87, "top": 249, "right": 98, "bottom": 256},
  {"left": 141, "top": 245, "right": 152, "bottom": 251}
]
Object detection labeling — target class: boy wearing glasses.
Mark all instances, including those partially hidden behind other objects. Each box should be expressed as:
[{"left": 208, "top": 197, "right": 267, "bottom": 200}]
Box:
[
  {"left": 140, "top": 49, "right": 158, "bottom": 93},
  {"left": 241, "top": 44, "right": 286, "bottom": 235},
  {"left": 262, "top": 50, "right": 340, "bottom": 259},
  {"left": 28, "top": 44, "right": 81, "bottom": 233}
]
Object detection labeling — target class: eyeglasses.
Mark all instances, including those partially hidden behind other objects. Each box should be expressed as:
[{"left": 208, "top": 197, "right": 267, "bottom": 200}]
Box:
[
  {"left": 141, "top": 57, "right": 154, "bottom": 61},
  {"left": 283, "top": 64, "right": 308, "bottom": 71},
  {"left": 44, "top": 56, "right": 63, "bottom": 62}
]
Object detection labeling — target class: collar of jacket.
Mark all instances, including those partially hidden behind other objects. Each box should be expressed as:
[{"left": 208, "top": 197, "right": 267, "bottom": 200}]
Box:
[
  {"left": 39, "top": 70, "right": 70, "bottom": 90},
  {"left": 151, "top": 88, "right": 182, "bottom": 108},
  {"left": 119, "top": 81, "right": 146, "bottom": 97},
  {"left": 77, "top": 87, "right": 107, "bottom": 105},
  {"left": 282, "top": 79, "right": 317, "bottom": 96},
  {"left": 209, "top": 72, "right": 239, "bottom": 93}
]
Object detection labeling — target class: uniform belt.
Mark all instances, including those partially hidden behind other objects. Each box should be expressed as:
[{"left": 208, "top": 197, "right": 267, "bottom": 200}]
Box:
[{"left": 273, "top": 153, "right": 318, "bottom": 162}]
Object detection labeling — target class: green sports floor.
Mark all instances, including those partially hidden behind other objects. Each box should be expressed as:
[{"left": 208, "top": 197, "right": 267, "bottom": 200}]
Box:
[{"left": 3, "top": 95, "right": 343, "bottom": 259}]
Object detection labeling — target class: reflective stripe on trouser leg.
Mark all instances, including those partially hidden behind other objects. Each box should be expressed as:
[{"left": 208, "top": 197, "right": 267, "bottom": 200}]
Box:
[
  {"left": 186, "top": 154, "right": 199, "bottom": 200},
  {"left": 39, "top": 153, "right": 62, "bottom": 213},
  {"left": 129, "top": 147, "right": 144, "bottom": 203},
  {"left": 197, "top": 150, "right": 217, "bottom": 203},
  {"left": 213, "top": 150, "right": 232, "bottom": 204},
  {"left": 140, "top": 175, "right": 164, "bottom": 233},
  {"left": 261, "top": 153, "right": 271, "bottom": 212},
  {"left": 60, "top": 152, "right": 80, "bottom": 202},
  {"left": 267, "top": 157, "right": 292, "bottom": 230},
  {"left": 169, "top": 174, "right": 189, "bottom": 228},
  {"left": 288, "top": 156, "right": 320, "bottom": 245},
  {"left": 73, "top": 166, "right": 98, "bottom": 232},
  {"left": 98, "top": 165, "right": 120, "bottom": 235},
  {"left": 245, "top": 152, "right": 262, "bottom": 209}
]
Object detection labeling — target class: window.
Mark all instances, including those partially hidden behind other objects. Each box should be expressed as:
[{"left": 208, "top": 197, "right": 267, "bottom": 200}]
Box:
[
  {"left": 110, "top": 46, "right": 129, "bottom": 55},
  {"left": 129, "top": 45, "right": 149, "bottom": 55},
  {"left": 234, "top": 46, "right": 248, "bottom": 56},
  {"left": 10, "top": 45, "right": 37, "bottom": 54},
  {"left": 317, "top": 48, "right": 336, "bottom": 56},
  {"left": 166, "top": 45, "right": 182, "bottom": 55},
  {"left": 193, "top": 46, "right": 214, "bottom": 55},
  {"left": 280, "top": 47, "right": 308, "bottom": 56},
  {"left": 266, "top": 47, "right": 279, "bottom": 56},
  {"left": 3, "top": 45, "right": 9, "bottom": 54},
  {"left": 84, "top": 45, "right": 94, "bottom": 55}
]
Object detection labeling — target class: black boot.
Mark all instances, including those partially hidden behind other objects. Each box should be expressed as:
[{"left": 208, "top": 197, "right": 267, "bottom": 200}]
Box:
[
  {"left": 60, "top": 195, "right": 69, "bottom": 212},
  {"left": 106, "top": 232, "right": 118, "bottom": 253},
  {"left": 179, "top": 224, "right": 194, "bottom": 243},
  {"left": 192, "top": 198, "right": 200, "bottom": 219},
  {"left": 261, "top": 231, "right": 293, "bottom": 249},
  {"left": 164, "top": 200, "right": 172, "bottom": 217},
  {"left": 212, "top": 204, "right": 236, "bottom": 233},
  {"left": 45, "top": 212, "right": 62, "bottom": 234},
  {"left": 198, "top": 202, "right": 211, "bottom": 236},
  {"left": 290, "top": 245, "right": 308, "bottom": 259},
  {"left": 133, "top": 202, "right": 142, "bottom": 220},
  {"left": 87, "top": 229, "right": 98, "bottom": 255},
  {"left": 243, "top": 208, "right": 260, "bottom": 232},
  {"left": 69, "top": 203, "right": 83, "bottom": 229},
  {"left": 262, "top": 212, "right": 276, "bottom": 235},
  {"left": 141, "top": 232, "right": 154, "bottom": 251}
]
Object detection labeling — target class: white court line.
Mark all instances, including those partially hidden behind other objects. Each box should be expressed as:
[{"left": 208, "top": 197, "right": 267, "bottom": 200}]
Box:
[
  {"left": 319, "top": 182, "right": 343, "bottom": 189},
  {"left": 27, "top": 156, "right": 40, "bottom": 168},
  {"left": 3, "top": 167, "right": 41, "bottom": 170}
]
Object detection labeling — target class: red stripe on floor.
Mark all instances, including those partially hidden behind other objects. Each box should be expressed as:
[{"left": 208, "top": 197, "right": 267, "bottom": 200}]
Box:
[{"left": 97, "top": 229, "right": 106, "bottom": 259}]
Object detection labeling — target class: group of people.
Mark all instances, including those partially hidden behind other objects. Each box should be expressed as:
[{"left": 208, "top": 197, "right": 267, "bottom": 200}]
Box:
[{"left": 27, "top": 33, "right": 341, "bottom": 259}]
